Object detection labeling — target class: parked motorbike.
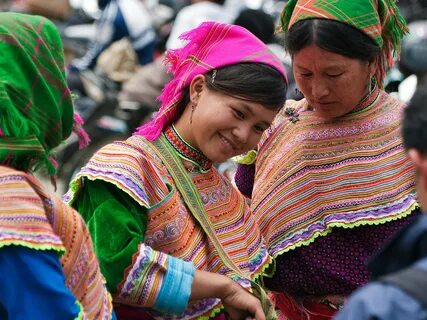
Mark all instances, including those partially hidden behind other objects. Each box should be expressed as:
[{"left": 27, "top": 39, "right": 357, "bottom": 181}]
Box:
[
  {"left": 56, "top": 69, "right": 155, "bottom": 187},
  {"left": 56, "top": 0, "right": 178, "bottom": 187}
]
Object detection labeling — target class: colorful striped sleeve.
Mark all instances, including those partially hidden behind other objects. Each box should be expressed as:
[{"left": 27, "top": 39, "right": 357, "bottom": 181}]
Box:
[{"left": 74, "top": 179, "right": 195, "bottom": 314}]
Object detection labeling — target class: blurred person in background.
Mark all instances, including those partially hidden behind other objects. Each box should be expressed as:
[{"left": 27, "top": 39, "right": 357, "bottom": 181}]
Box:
[
  {"left": 118, "top": 0, "right": 235, "bottom": 112},
  {"left": 233, "top": 8, "right": 275, "bottom": 45},
  {"left": 67, "top": 0, "right": 156, "bottom": 94},
  {"left": 9, "top": 0, "right": 72, "bottom": 20},
  {"left": 166, "top": 0, "right": 234, "bottom": 50}
]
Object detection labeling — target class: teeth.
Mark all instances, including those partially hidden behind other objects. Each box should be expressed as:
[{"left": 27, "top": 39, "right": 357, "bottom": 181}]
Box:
[{"left": 220, "top": 135, "right": 233, "bottom": 149}]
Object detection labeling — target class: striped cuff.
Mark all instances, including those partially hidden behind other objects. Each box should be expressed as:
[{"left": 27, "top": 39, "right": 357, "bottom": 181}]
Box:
[{"left": 153, "top": 256, "right": 195, "bottom": 314}]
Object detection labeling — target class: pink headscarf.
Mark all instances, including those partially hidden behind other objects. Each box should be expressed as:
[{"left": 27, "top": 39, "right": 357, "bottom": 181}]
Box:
[{"left": 134, "top": 21, "right": 287, "bottom": 141}]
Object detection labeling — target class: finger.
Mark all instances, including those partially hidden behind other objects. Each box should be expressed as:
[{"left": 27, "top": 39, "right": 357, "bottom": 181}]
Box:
[{"left": 251, "top": 306, "right": 266, "bottom": 320}]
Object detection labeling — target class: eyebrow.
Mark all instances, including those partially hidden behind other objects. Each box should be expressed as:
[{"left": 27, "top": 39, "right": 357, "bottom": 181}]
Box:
[
  {"left": 294, "top": 65, "right": 311, "bottom": 71},
  {"left": 294, "top": 64, "right": 346, "bottom": 71},
  {"left": 242, "top": 104, "right": 254, "bottom": 116}
]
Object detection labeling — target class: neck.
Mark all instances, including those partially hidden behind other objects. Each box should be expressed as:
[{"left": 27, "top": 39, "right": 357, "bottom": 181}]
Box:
[
  {"left": 164, "top": 125, "right": 212, "bottom": 171},
  {"left": 351, "top": 78, "right": 379, "bottom": 114},
  {"left": 173, "top": 109, "right": 195, "bottom": 146}
]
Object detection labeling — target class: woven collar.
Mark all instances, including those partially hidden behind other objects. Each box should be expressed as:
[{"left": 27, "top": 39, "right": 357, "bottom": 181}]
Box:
[
  {"left": 164, "top": 125, "right": 212, "bottom": 171},
  {"left": 350, "top": 80, "right": 380, "bottom": 114}
]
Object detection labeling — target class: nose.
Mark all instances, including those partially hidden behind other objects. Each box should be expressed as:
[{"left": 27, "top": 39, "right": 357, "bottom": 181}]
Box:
[
  {"left": 311, "top": 77, "right": 329, "bottom": 99},
  {"left": 232, "top": 124, "right": 251, "bottom": 145}
]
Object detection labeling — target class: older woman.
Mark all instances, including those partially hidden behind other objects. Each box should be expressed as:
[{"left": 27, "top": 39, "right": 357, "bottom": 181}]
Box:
[{"left": 235, "top": 0, "right": 419, "bottom": 319}]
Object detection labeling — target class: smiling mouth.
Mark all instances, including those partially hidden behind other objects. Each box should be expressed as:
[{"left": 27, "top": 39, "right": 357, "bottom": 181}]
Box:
[
  {"left": 316, "top": 101, "right": 335, "bottom": 105},
  {"left": 219, "top": 133, "right": 237, "bottom": 150}
]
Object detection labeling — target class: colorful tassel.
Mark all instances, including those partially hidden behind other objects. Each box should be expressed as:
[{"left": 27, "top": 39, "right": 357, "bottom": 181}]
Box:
[{"left": 72, "top": 112, "right": 90, "bottom": 150}]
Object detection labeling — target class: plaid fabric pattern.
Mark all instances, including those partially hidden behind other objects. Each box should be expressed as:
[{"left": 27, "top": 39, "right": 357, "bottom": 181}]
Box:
[
  {"left": 0, "top": 13, "right": 74, "bottom": 175},
  {"left": 280, "top": 0, "right": 408, "bottom": 85}
]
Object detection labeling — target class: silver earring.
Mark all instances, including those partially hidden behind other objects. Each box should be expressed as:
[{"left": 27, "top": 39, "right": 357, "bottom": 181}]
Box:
[
  {"left": 368, "top": 74, "right": 376, "bottom": 94},
  {"left": 190, "top": 104, "right": 195, "bottom": 124},
  {"left": 211, "top": 69, "right": 217, "bottom": 84}
]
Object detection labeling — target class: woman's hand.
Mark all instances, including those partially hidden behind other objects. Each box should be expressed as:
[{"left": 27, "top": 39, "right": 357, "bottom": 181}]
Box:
[
  {"left": 221, "top": 280, "right": 265, "bottom": 320},
  {"left": 190, "top": 270, "right": 265, "bottom": 320}
]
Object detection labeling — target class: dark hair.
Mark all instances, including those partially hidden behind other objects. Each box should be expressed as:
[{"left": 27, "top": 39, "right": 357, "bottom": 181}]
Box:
[
  {"left": 207, "top": 63, "right": 287, "bottom": 109},
  {"left": 178, "top": 63, "right": 287, "bottom": 112},
  {"left": 286, "top": 19, "right": 380, "bottom": 62},
  {"left": 402, "top": 79, "right": 427, "bottom": 155},
  {"left": 233, "top": 9, "right": 275, "bottom": 44},
  {"left": 210, "top": 0, "right": 226, "bottom": 5}
]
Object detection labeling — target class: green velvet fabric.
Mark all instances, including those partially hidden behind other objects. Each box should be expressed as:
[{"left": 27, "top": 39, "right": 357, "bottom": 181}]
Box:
[{"left": 73, "top": 178, "right": 147, "bottom": 294}]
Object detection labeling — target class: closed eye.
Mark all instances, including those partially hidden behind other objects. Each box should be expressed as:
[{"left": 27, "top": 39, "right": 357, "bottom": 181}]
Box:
[
  {"left": 254, "top": 124, "right": 267, "bottom": 133},
  {"left": 233, "top": 109, "right": 245, "bottom": 120},
  {"left": 327, "top": 73, "right": 343, "bottom": 78}
]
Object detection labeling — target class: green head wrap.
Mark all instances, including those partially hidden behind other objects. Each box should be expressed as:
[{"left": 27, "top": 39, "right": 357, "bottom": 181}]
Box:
[
  {"left": 280, "top": 0, "right": 409, "bottom": 86},
  {"left": 0, "top": 13, "right": 87, "bottom": 176}
]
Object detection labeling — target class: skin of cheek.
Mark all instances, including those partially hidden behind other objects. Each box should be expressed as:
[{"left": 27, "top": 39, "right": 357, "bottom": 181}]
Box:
[{"left": 293, "top": 46, "right": 372, "bottom": 119}]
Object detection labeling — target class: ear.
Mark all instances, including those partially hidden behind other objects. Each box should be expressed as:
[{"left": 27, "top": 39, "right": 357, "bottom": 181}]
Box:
[
  {"left": 368, "top": 56, "right": 379, "bottom": 78},
  {"left": 408, "top": 149, "right": 427, "bottom": 188},
  {"left": 189, "top": 74, "right": 206, "bottom": 105}
]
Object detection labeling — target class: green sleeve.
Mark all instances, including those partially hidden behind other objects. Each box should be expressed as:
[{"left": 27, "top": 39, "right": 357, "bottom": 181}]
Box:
[{"left": 73, "top": 179, "right": 147, "bottom": 294}]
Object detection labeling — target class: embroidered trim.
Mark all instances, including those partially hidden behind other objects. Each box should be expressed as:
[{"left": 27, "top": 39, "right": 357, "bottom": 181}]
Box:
[
  {"left": 164, "top": 125, "right": 212, "bottom": 171},
  {"left": 350, "top": 80, "right": 380, "bottom": 114}
]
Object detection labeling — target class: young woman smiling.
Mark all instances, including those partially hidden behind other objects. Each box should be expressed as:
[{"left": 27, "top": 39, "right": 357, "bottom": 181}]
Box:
[{"left": 65, "top": 22, "right": 287, "bottom": 320}]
